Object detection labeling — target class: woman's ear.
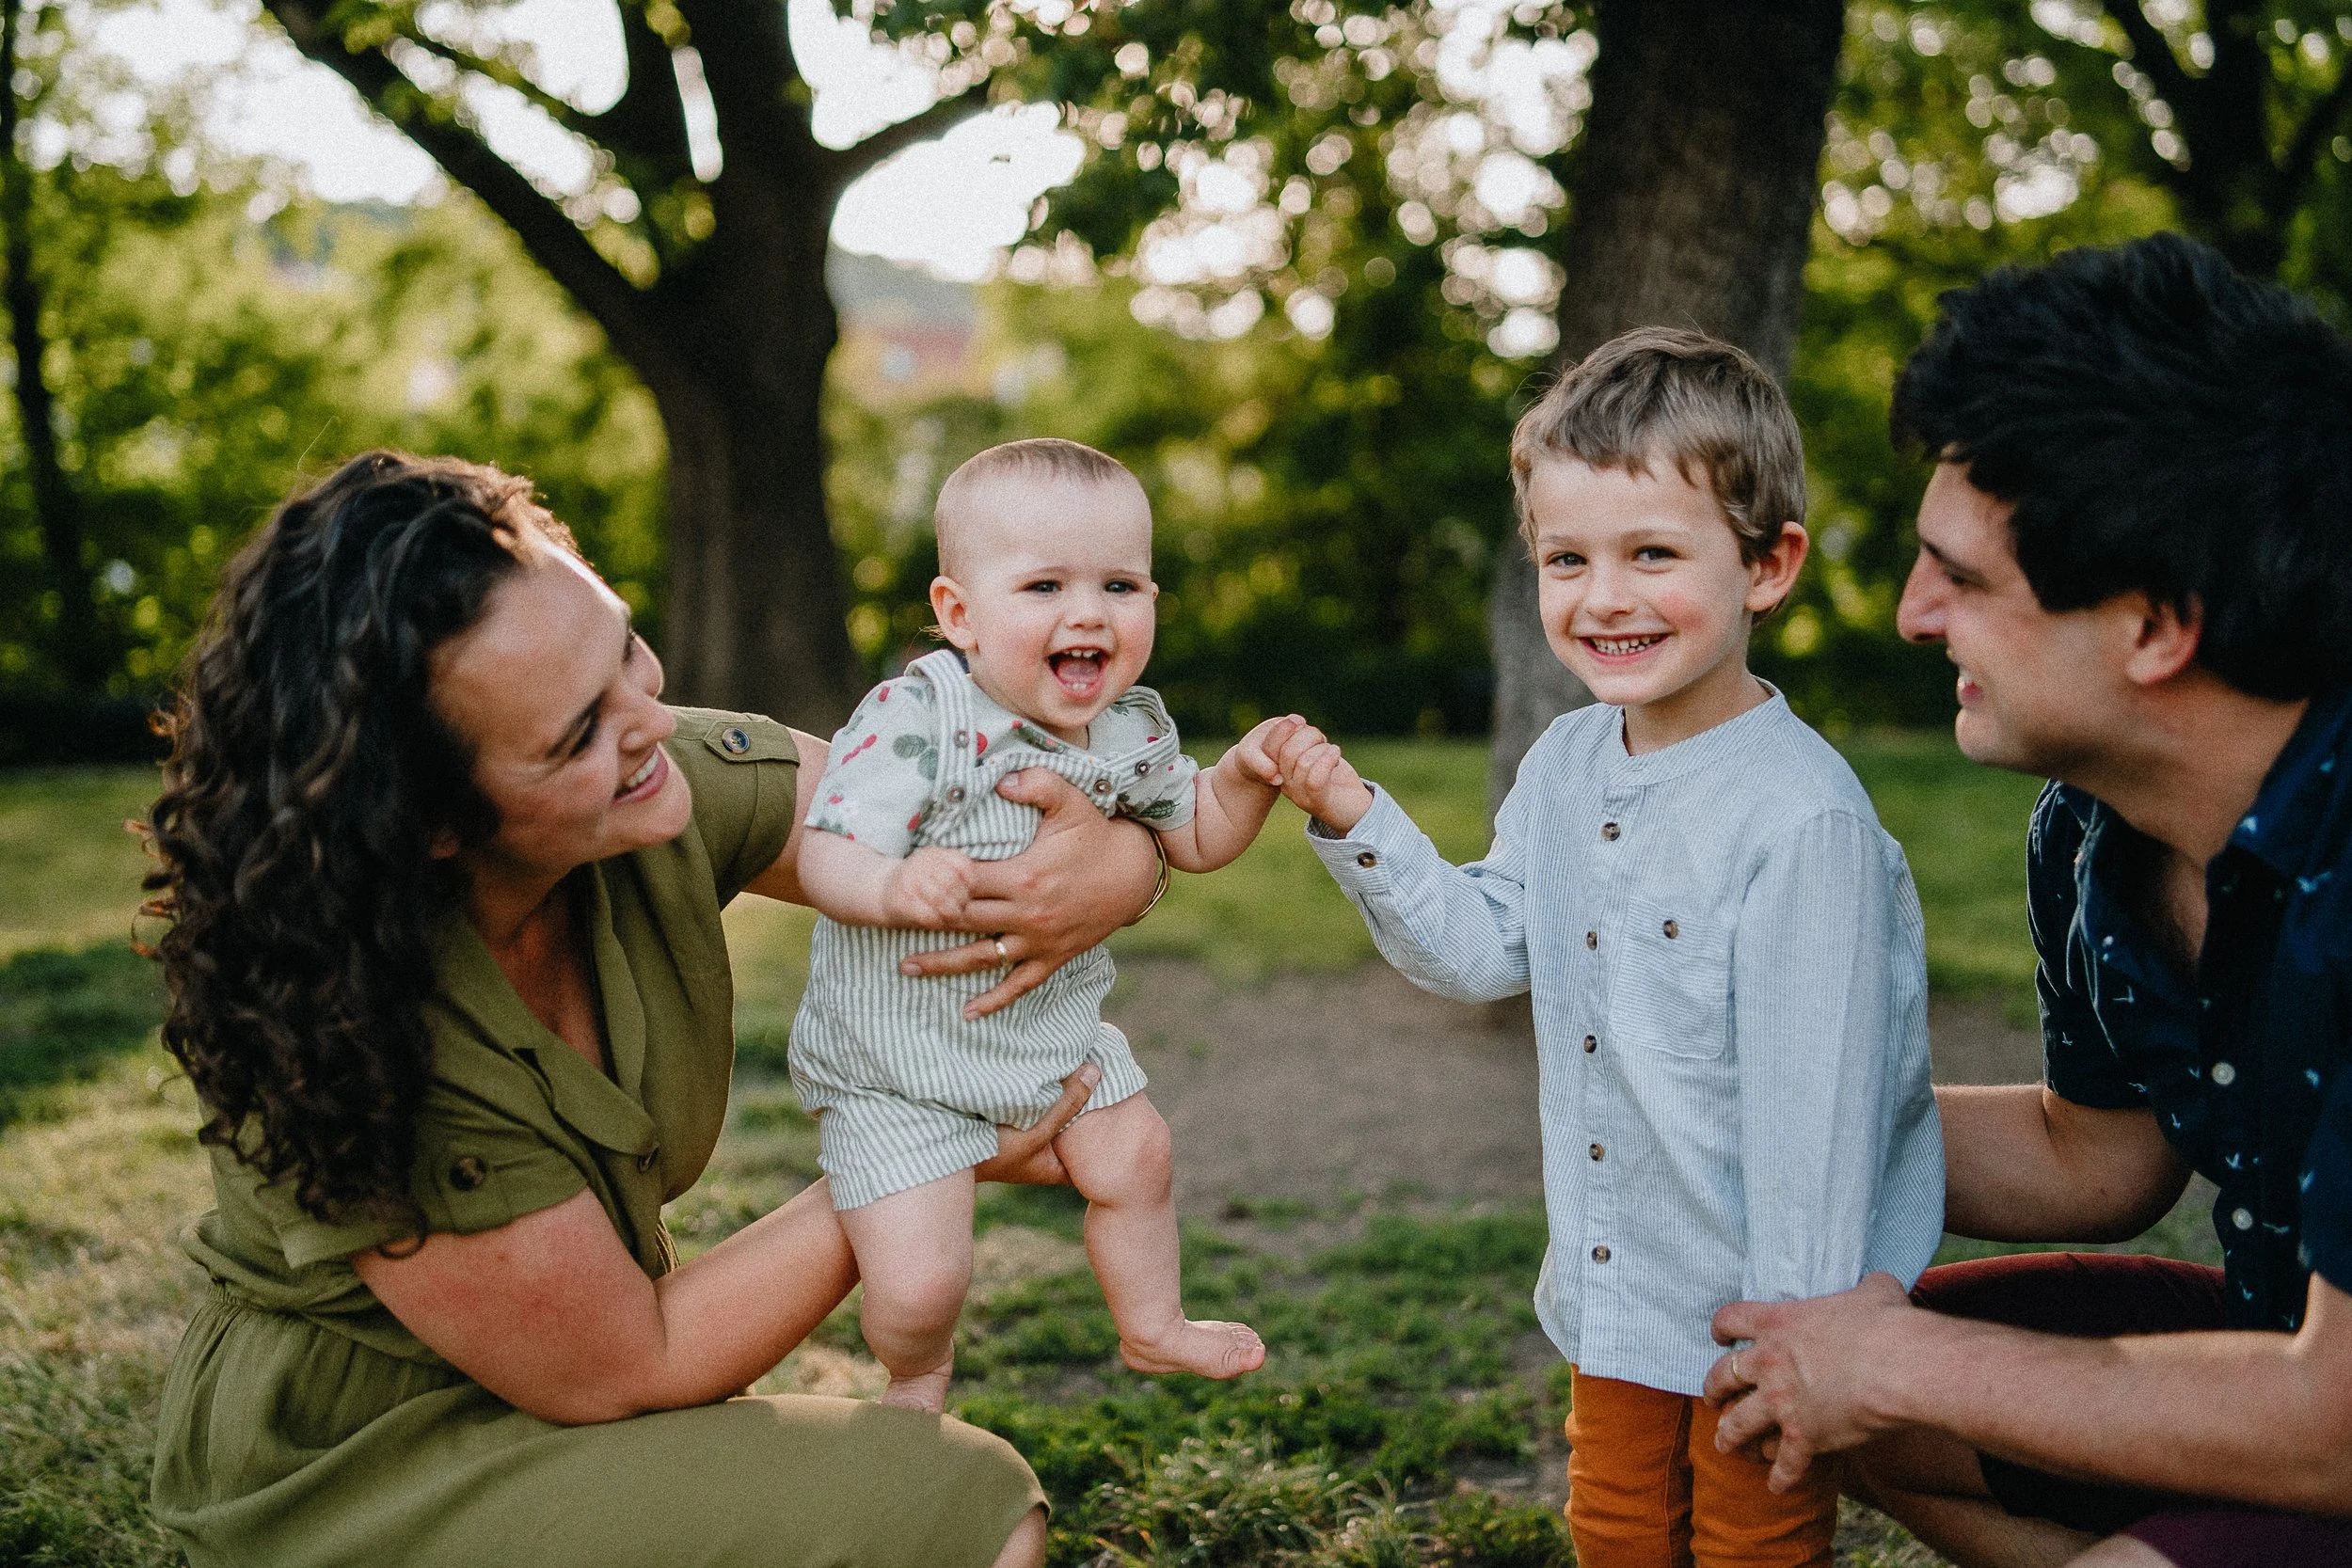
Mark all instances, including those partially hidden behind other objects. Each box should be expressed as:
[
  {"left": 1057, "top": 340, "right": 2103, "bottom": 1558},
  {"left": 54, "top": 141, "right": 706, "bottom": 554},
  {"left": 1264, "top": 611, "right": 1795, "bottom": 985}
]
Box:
[
  {"left": 1744, "top": 521, "right": 1810, "bottom": 616},
  {"left": 930, "top": 576, "right": 977, "bottom": 651}
]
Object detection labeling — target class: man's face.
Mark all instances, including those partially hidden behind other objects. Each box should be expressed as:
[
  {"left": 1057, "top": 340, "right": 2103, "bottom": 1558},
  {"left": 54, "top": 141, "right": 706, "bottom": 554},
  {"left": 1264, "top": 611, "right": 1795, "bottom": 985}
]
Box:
[{"left": 1896, "top": 464, "right": 2126, "bottom": 777}]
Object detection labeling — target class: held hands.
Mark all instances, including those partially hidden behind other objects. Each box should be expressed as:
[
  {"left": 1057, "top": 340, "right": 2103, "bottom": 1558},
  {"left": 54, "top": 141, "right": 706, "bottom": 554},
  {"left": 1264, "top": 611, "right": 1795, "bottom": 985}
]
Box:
[
  {"left": 1234, "top": 716, "right": 1374, "bottom": 834},
  {"left": 881, "top": 847, "right": 977, "bottom": 927}
]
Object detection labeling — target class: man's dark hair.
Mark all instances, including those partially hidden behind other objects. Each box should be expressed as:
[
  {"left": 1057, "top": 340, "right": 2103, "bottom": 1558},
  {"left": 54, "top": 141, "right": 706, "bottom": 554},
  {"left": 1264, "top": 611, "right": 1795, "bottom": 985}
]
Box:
[{"left": 1894, "top": 232, "right": 2352, "bottom": 701}]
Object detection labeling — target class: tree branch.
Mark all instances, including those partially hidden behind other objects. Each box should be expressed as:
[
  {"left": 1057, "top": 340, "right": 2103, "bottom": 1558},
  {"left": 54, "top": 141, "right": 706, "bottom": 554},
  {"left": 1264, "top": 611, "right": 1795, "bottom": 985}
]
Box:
[
  {"left": 583, "top": 0, "right": 694, "bottom": 181},
  {"left": 261, "top": 0, "right": 678, "bottom": 376},
  {"left": 389, "top": 24, "right": 597, "bottom": 136},
  {"left": 828, "top": 81, "right": 991, "bottom": 187},
  {"left": 2098, "top": 0, "right": 2197, "bottom": 112}
]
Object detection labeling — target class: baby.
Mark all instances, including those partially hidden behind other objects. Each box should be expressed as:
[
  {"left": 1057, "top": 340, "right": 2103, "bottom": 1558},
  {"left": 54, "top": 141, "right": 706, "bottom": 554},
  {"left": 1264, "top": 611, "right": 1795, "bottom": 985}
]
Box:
[{"left": 791, "top": 437, "right": 1285, "bottom": 1412}]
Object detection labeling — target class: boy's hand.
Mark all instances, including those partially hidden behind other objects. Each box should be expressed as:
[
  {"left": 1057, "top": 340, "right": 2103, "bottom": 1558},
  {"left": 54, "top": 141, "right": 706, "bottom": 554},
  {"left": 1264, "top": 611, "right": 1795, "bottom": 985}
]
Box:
[
  {"left": 881, "top": 847, "right": 977, "bottom": 927},
  {"left": 1224, "top": 714, "right": 1308, "bottom": 791},
  {"left": 1270, "top": 722, "right": 1374, "bottom": 834}
]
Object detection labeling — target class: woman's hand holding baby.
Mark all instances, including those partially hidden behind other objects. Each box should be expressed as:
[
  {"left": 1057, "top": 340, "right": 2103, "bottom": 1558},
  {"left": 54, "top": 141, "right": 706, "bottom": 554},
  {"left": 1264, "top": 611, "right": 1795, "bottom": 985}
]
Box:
[{"left": 1266, "top": 721, "right": 1374, "bottom": 834}]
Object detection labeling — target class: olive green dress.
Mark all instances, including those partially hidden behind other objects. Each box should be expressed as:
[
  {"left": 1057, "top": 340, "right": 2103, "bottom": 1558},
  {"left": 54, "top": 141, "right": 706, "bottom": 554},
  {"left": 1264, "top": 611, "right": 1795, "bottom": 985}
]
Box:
[{"left": 150, "top": 708, "right": 1045, "bottom": 1568}]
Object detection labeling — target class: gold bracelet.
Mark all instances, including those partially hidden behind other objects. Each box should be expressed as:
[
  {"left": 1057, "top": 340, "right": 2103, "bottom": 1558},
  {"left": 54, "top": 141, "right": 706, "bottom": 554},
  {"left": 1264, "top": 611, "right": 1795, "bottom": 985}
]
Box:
[{"left": 1125, "top": 832, "right": 1172, "bottom": 926}]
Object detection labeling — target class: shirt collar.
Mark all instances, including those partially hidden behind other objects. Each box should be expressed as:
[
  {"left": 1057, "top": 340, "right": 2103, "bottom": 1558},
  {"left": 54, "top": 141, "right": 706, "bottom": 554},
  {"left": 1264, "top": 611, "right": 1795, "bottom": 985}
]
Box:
[
  {"left": 2225, "top": 685, "right": 2352, "bottom": 877},
  {"left": 1603, "top": 684, "right": 1794, "bottom": 786}
]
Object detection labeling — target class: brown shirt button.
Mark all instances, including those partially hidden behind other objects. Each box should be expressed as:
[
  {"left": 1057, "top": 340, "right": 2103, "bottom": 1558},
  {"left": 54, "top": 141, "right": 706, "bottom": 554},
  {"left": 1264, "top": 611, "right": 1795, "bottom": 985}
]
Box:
[
  {"left": 1591, "top": 1244, "right": 1612, "bottom": 1263},
  {"left": 448, "top": 1155, "right": 487, "bottom": 1192},
  {"left": 1662, "top": 919, "right": 1679, "bottom": 940},
  {"left": 1582, "top": 1035, "right": 1597, "bottom": 1053},
  {"left": 1588, "top": 1143, "right": 1604, "bottom": 1161},
  {"left": 1600, "top": 822, "right": 1620, "bottom": 841},
  {"left": 1356, "top": 850, "right": 1378, "bottom": 868},
  {"left": 1585, "top": 930, "right": 1597, "bottom": 950}
]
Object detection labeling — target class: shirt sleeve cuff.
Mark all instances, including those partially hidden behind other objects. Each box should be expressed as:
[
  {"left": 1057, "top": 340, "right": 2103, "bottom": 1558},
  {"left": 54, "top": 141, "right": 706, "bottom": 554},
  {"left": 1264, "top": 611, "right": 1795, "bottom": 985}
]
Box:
[{"left": 1304, "top": 784, "right": 1423, "bottom": 895}]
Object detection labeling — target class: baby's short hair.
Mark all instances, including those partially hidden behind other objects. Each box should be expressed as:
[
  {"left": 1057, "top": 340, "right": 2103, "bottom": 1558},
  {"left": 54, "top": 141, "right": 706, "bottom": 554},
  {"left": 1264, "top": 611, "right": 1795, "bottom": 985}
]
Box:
[
  {"left": 1510, "top": 326, "right": 1804, "bottom": 562},
  {"left": 934, "top": 438, "right": 1143, "bottom": 577}
]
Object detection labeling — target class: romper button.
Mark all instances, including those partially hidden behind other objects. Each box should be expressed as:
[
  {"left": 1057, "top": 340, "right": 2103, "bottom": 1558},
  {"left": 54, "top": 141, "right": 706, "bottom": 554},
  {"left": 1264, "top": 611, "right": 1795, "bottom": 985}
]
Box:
[
  {"left": 721, "top": 727, "right": 750, "bottom": 754},
  {"left": 1585, "top": 931, "right": 1597, "bottom": 950},
  {"left": 637, "top": 1148, "right": 660, "bottom": 1174},
  {"left": 954, "top": 729, "right": 969, "bottom": 748},
  {"left": 1600, "top": 822, "right": 1620, "bottom": 841},
  {"left": 1589, "top": 1143, "right": 1604, "bottom": 1161},
  {"left": 2233, "top": 1208, "right": 2255, "bottom": 1231},
  {"left": 1661, "top": 919, "right": 1679, "bottom": 939},
  {"left": 1136, "top": 760, "right": 1151, "bottom": 775},
  {"left": 946, "top": 785, "right": 966, "bottom": 803},
  {"left": 1591, "top": 1244, "right": 1611, "bottom": 1263},
  {"left": 2211, "top": 1061, "right": 2237, "bottom": 1086},
  {"left": 1582, "top": 1035, "right": 1597, "bottom": 1053},
  {"left": 448, "top": 1156, "right": 486, "bottom": 1192},
  {"left": 1357, "top": 850, "right": 1378, "bottom": 868}
]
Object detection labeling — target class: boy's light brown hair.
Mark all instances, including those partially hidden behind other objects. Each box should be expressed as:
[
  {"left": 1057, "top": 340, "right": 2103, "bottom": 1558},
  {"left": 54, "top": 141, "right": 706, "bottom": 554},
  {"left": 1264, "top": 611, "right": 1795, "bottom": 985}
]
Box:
[
  {"left": 1510, "top": 326, "right": 1805, "bottom": 563},
  {"left": 934, "top": 437, "right": 1143, "bottom": 577}
]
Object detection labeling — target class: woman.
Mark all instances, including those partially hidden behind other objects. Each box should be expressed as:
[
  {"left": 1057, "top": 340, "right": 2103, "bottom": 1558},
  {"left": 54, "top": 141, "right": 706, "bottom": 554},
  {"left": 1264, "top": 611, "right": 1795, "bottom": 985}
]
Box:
[{"left": 144, "top": 452, "right": 1163, "bottom": 1567}]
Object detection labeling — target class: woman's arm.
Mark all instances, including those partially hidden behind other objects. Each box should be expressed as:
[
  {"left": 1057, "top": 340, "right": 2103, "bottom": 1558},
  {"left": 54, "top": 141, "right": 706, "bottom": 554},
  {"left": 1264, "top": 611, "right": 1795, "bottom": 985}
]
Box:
[{"left": 352, "top": 1178, "right": 854, "bottom": 1425}]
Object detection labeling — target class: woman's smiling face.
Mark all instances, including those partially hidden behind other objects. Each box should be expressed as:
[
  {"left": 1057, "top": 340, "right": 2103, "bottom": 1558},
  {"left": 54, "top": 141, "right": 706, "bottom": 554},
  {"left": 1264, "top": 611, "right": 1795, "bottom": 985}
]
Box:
[{"left": 430, "top": 532, "right": 693, "bottom": 886}]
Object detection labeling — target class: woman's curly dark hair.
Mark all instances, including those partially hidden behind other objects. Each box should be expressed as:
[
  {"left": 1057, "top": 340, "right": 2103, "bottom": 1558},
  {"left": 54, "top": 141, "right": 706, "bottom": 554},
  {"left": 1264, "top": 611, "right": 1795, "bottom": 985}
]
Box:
[{"left": 146, "top": 451, "right": 568, "bottom": 1227}]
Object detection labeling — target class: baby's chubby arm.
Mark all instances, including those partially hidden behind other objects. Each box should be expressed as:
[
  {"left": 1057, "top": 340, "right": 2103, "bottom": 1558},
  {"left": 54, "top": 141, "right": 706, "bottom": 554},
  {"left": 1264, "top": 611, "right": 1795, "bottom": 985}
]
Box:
[
  {"left": 796, "top": 829, "right": 979, "bottom": 929},
  {"left": 1153, "top": 715, "right": 1311, "bottom": 873}
]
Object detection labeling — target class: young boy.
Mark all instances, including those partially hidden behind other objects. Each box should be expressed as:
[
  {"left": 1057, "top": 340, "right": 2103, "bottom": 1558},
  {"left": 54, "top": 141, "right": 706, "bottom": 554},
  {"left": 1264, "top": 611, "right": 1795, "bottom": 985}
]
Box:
[
  {"left": 790, "top": 437, "right": 1284, "bottom": 1414},
  {"left": 1265, "top": 329, "right": 1945, "bottom": 1568}
]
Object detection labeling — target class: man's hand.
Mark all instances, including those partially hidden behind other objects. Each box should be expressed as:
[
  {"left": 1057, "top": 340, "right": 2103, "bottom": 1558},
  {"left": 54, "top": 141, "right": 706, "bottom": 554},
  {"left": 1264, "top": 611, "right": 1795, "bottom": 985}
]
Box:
[
  {"left": 1705, "top": 1273, "right": 1918, "bottom": 1493},
  {"left": 973, "top": 1064, "right": 1099, "bottom": 1186},
  {"left": 898, "top": 768, "right": 1158, "bottom": 1019},
  {"left": 880, "top": 847, "right": 977, "bottom": 927},
  {"left": 1268, "top": 721, "right": 1374, "bottom": 834}
]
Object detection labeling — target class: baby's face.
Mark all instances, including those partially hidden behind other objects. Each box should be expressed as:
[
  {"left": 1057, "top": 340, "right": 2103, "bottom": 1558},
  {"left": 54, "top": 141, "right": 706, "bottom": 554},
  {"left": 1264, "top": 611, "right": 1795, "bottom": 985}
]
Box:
[{"left": 930, "top": 474, "right": 1158, "bottom": 743}]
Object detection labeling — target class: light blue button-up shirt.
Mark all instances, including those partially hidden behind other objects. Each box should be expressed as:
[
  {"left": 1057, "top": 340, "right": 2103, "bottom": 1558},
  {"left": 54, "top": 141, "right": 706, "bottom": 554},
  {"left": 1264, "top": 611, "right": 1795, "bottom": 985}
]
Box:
[{"left": 1309, "top": 694, "right": 1944, "bottom": 1396}]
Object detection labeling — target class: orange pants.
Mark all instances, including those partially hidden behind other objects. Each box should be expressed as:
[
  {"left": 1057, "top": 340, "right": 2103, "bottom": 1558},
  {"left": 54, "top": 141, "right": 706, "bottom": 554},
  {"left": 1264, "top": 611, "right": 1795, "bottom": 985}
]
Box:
[{"left": 1564, "top": 1368, "right": 1837, "bottom": 1568}]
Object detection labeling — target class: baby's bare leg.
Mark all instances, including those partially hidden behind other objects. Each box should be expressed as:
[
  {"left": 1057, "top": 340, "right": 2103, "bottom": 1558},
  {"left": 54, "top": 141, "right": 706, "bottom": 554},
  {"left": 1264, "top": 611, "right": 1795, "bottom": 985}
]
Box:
[
  {"left": 1054, "top": 1095, "right": 1263, "bottom": 1379},
  {"left": 835, "top": 1169, "right": 976, "bottom": 1413}
]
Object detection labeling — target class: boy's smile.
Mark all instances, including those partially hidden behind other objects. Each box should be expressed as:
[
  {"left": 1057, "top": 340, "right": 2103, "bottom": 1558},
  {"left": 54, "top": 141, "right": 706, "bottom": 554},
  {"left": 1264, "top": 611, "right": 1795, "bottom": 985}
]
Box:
[
  {"left": 1525, "top": 454, "right": 1804, "bottom": 754},
  {"left": 930, "top": 473, "right": 1159, "bottom": 744}
]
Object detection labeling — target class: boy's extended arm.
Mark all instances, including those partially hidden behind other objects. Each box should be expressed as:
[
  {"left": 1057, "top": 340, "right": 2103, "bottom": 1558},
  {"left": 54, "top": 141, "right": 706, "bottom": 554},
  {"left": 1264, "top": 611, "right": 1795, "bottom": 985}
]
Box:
[
  {"left": 1290, "top": 726, "right": 1532, "bottom": 1005},
  {"left": 1732, "top": 810, "right": 1941, "bottom": 1304}
]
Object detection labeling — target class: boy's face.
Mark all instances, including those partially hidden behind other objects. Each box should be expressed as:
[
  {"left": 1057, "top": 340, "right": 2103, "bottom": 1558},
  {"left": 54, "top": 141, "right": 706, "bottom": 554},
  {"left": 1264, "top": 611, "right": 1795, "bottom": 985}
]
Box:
[
  {"left": 1524, "top": 454, "right": 1801, "bottom": 747},
  {"left": 930, "top": 473, "right": 1159, "bottom": 742}
]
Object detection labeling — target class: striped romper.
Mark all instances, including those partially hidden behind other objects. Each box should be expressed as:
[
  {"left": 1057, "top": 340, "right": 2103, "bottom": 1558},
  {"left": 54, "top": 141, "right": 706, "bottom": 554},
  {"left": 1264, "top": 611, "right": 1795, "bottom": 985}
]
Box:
[{"left": 789, "top": 649, "right": 1198, "bottom": 1208}]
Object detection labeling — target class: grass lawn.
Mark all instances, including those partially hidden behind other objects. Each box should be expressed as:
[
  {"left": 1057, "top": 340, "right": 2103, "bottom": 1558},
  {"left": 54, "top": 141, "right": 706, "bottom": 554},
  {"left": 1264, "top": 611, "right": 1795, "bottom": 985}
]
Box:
[{"left": 0, "top": 736, "right": 2142, "bottom": 1565}]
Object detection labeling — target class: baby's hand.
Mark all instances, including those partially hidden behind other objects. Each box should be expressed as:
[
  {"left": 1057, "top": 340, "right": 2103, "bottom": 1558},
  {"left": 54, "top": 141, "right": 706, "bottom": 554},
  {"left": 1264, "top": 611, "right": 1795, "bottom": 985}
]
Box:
[
  {"left": 1270, "top": 722, "right": 1374, "bottom": 833},
  {"left": 1224, "top": 714, "right": 1308, "bottom": 792},
  {"left": 882, "top": 847, "right": 977, "bottom": 927}
]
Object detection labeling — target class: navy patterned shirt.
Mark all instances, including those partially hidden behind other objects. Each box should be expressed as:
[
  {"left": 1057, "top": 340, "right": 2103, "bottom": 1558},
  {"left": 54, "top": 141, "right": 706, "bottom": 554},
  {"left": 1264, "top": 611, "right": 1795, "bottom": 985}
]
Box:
[{"left": 2033, "top": 686, "right": 2352, "bottom": 1331}]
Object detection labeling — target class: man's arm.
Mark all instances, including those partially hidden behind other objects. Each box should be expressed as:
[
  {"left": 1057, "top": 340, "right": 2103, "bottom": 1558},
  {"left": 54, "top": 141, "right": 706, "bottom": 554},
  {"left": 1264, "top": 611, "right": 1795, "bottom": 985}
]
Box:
[
  {"left": 1938, "top": 1083, "right": 2189, "bottom": 1242},
  {"left": 1706, "top": 1269, "right": 2352, "bottom": 1514}
]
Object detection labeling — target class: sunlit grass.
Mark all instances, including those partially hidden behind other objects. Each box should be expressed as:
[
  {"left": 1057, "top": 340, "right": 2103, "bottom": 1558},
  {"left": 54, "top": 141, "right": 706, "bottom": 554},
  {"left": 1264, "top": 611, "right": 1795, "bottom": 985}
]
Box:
[{"left": 0, "top": 767, "right": 160, "bottom": 959}]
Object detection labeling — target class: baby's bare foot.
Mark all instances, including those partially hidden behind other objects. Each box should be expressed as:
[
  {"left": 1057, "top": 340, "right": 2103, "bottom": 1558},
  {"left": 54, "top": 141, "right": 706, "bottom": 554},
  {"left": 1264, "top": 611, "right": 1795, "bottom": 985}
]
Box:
[
  {"left": 876, "top": 1363, "right": 952, "bottom": 1414},
  {"left": 1120, "top": 1320, "right": 1265, "bottom": 1379}
]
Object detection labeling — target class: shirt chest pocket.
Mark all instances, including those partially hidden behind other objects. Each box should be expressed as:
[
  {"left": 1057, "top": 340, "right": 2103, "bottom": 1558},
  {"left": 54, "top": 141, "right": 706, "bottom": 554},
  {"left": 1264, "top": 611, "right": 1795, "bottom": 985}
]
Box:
[{"left": 1606, "top": 895, "right": 1732, "bottom": 1060}]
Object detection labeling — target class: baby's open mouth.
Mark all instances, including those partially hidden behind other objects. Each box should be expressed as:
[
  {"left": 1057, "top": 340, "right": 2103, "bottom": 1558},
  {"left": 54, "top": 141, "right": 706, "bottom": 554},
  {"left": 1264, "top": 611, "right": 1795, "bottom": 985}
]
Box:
[{"left": 1049, "top": 648, "right": 1107, "bottom": 694}]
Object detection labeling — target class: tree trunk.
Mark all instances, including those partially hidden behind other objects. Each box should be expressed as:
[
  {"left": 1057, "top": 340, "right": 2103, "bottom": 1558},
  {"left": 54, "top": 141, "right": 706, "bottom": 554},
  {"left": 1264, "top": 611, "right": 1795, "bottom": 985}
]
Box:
[
  {"left": 1489, "top": 0, "right": 1845, "bottom": 804},
  {"left": 0, "top": 0, "right": 101, "bottom": 690}
]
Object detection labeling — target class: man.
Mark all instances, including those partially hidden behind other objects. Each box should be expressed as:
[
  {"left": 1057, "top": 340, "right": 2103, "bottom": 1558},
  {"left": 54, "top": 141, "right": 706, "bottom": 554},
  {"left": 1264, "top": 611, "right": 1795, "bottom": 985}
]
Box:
[{"left": 1702, "top": 234, "right": 2352, "bottom": 1568}]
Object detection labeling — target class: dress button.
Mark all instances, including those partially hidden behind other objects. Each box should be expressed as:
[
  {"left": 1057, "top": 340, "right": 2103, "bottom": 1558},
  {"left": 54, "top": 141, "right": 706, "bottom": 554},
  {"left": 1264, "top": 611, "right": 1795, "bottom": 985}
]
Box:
[
  {"left": 2233, "top": 1208, "right": 2255, "bottom": 1231},
  {"left": 720, "top": 727, "right": 751, "bottom": 755},
  {"left": 1601, "top": 822, "right": 1620, "bottom": 841},
  {"left": 448, "top": 1155, "right": 487, "bottom": 1192},
  {"left": 2212, "top": 1061, "right": 2237, "bottom": 1086},
  {"left": 1094, "top": 777, "right": 1113, "bottom": 794},
  {"left": 1589, "top": 1143, "right": 1604, "bottom": 1161},
  {"left": 954, "top": 729, "right": 970, "bottom": 748},
  {"left": 1582, "top": 1035, "right": 1597, "bottom": 1053},
  {"left": 946, "top": 785, "right": 966, "bottom": 803},
  {"left": 1357, "top": 850, "right": 1378, "bottom": 868},
  {"left": 1591, "top": 1244, "right": 1612, "bottom": 1263},
  {"left": 1585, "top": 931, "right": 1597, "bottom": 950},
  {"left": 637, "top": 1148, "right": 660, "bottom": 1174},
  {"left": 1661, "top": 919, "right": 1679, "bottom": 940},
  {"left": 1135, "top": 760, "right": 1151, "bottom": 775}
]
